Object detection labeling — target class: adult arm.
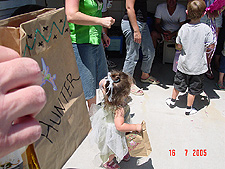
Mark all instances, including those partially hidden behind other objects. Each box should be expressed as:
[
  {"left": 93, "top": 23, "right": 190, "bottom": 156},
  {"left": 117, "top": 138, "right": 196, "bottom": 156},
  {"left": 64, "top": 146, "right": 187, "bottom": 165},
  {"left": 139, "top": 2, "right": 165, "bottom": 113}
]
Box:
[
  {"left": 154, "top": 4, "right": 165, "bottom": 34},
  {"left": 126, "top": 0, "right": 141, "bottom": 44},
  {"left": 155, "top": 18, "right": 164, "bottom": 34},
  {"left": 102, "top": 26, "right": 111, "bottom": 48},
  {"left": 65, "top": 0, "right": 115, "bottom": 28}
]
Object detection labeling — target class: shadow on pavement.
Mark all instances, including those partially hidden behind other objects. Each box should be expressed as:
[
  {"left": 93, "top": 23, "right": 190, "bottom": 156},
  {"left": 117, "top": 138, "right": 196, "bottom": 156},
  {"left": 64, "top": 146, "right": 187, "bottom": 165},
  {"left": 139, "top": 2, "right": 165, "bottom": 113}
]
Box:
[
  {"left": 120, "top": 157, "right": 154, "bottom": 169},
  {"left": 108, "top": 53, "right": 221, "bottom": 102},
  {"left": 175, "top": 93, "right": 210, "bottom": 110}
]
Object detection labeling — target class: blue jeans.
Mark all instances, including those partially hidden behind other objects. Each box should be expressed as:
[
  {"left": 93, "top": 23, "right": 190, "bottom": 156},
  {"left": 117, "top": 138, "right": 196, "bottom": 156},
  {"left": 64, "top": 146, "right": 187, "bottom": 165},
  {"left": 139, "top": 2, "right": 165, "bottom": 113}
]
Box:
[
  {"left": 219, "top": 54, "right": 225, "bottom": 74},
  {"left": 121, "top": 19, "right": 155, "bottom": 77},
  {"left": 72, "top": 43, "right": 108, "bottom": 100}
]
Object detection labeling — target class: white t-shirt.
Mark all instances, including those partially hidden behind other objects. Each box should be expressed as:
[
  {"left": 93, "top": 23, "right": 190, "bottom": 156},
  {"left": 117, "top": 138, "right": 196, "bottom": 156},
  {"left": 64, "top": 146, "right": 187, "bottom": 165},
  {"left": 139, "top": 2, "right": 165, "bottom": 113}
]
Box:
[
  {"left": 176, "top": 23, "right": 214, "bottom": 75},
  {"left": 155, "top": 3, "right": 186, "bottom": 32}
]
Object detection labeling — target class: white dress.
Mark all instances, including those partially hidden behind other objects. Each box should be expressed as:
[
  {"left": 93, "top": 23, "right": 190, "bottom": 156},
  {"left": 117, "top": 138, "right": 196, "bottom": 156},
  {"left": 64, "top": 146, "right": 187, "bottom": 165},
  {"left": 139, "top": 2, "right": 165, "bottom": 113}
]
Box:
[{"left": 89, "top": 104, "right": 131, "bottom": 164}]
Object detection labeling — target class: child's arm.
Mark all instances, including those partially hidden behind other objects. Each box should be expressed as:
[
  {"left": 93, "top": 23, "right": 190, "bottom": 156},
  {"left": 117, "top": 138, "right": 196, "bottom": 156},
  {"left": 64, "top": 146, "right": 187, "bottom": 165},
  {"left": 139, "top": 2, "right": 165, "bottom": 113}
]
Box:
[
  {"left": 114, "top": 107, "right": 142, "bottom": 132},
  {"left": 175, "top": 43, "right": 182, "bottom": 51}
]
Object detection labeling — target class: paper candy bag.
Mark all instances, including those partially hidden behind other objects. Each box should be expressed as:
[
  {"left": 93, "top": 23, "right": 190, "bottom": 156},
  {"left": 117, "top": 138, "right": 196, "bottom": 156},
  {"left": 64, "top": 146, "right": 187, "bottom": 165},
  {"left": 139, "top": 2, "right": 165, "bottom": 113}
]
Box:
[
  {"left": 0, "top": 8, "right": 91, "bottom": 169},
  {"left": 126, "top": 121, "right": 152, "bottom": 157},
  {"left": 0, "top": 144, "right": 40, "bottom": 169}
]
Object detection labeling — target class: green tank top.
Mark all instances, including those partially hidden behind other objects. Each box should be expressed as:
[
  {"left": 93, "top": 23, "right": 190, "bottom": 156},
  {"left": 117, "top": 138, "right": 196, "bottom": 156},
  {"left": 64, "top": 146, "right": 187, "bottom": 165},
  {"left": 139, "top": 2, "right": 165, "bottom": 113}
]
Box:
[{"left": 68, "top": 0, "right": 103, "bottom": 45}]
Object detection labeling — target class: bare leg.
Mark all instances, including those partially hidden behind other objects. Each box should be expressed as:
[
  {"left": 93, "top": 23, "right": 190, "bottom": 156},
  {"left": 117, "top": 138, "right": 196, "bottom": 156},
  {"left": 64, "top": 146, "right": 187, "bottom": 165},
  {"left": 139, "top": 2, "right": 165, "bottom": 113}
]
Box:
[
  {"left": 218, "top": 72, "right": 224, "bottom": 85},
  {"left": 187, "top": 93, "right": 195, "bottom": 107},
  {"left": 185, "top": 93, "right": 197, "bottom": 115},
  {"left": 214, "top": 54, "right": 221, "bottom": 70},
  {"left": 172, "top": 88, "right": 179, "bottom": 100},
  {"left": 141, "top": 72, "right": 149, "bottom": 79},
  {"left": 166, "top": 88, "right": 179, "bottom": 108}
]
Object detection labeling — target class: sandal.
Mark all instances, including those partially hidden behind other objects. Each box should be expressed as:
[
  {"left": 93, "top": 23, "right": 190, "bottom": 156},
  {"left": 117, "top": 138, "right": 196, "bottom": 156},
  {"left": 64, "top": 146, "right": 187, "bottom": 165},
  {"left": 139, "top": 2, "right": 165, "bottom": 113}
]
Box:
[
  {"left": 103, "top": 160, "right": 120, "bottom": 169},
  {"left": 141, "top": 76, "right": 160, "bottom": 85},
  {"left": 130, "top": 85, "right": 144, "bottom": 96},
  {"left": 216, "top": 83, "right": 225, "bottom": 90},
  {"left": 122, "top": 152, "right": 130, "bottom": 162}
]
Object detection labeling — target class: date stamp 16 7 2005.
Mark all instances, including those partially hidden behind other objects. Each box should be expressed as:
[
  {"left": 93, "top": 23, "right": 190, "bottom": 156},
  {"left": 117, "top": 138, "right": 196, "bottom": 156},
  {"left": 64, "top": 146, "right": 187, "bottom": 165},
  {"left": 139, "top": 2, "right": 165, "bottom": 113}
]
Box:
[{"left": 169, "top": 149, "right": 207, "bottom": 157}]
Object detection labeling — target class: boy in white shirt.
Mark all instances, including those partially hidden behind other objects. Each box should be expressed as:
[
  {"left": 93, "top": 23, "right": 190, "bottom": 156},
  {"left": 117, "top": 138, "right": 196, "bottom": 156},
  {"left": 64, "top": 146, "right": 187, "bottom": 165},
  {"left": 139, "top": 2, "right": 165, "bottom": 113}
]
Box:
[{"left": 166, "top": 0, "right": 214, "bottom": 115}]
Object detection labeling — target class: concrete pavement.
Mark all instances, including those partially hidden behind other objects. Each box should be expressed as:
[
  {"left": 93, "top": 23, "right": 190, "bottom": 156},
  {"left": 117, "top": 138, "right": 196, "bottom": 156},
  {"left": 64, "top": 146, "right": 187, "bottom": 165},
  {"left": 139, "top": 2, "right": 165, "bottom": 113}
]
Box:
[{"left": 62, "top": 58, "right": 225, "bottom": 169}]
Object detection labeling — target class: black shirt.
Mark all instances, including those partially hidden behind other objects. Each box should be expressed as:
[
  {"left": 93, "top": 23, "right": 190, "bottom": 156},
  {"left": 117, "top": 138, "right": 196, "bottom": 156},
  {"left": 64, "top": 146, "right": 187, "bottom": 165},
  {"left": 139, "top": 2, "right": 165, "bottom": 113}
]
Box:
[{"left": 123, "top": 0, "right": 147, "bottom": 22}]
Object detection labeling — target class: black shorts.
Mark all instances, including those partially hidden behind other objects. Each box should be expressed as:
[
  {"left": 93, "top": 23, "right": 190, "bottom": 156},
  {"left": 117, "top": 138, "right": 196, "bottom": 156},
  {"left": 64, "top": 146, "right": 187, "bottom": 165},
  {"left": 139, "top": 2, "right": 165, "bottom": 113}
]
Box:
[{"left": 174, "top": 70, "right": 204, "bottom": 96}]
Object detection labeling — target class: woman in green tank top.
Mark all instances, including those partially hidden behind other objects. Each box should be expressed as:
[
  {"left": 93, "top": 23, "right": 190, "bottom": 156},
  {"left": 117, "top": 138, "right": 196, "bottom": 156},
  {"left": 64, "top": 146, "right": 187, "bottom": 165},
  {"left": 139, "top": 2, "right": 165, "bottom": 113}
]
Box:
[{"left": 65, "top": 0, "right": 115, "bottom": 109}]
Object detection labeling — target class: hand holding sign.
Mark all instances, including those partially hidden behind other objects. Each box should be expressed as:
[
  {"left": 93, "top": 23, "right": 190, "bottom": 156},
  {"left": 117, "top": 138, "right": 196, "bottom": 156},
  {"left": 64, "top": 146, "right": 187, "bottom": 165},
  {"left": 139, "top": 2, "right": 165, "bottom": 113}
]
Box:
[{"left": 0, "top": 45, "right": 46, "bottom": 158}]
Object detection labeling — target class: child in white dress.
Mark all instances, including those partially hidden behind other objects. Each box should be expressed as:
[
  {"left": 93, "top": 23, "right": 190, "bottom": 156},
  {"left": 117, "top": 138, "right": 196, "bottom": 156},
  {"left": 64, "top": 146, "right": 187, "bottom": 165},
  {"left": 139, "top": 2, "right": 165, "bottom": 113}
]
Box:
[{"left": 89, "top": 70, "right": 142, "bottom": 169}]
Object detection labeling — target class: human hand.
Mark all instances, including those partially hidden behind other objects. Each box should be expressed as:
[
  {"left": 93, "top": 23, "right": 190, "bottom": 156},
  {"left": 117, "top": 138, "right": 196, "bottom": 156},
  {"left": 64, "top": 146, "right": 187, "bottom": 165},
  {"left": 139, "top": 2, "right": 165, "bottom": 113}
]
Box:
[
  {"left": 163, "top": 31, "right": 173, "bottom": 41},
  {"left": 136, "top": 124, "right": 142, "bottom": 133},
  {"left": 134, "top": 31, "right": 141, "bottom": 44},
  {"left": 101, "top": 17, "right": 115, "bottom": 29},
  {"left": 102, "top": 33, "right": 111, "bottom": 48},
  {"left": 0, "top": 46, "right": 47, "bottom": 158},
  {"left": 175, "top": 43, "right": 182, "bottom": 51}
]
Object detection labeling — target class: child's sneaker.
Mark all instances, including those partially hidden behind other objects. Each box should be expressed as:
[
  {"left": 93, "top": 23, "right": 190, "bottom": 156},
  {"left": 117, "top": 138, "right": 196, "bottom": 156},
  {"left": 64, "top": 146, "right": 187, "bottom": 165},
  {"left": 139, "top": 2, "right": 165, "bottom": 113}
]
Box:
[
  {"left": 185, "top": 107, "right": 197, "bottom": 115},
  {"left": 103, "top": 160, "right": 120, "bottom": 169},
  {"left": 122, "top": 152, "right": 130, "bottom": 162},
  {"left": 166, "top": 98, "right": 176, "bottom": 108}
]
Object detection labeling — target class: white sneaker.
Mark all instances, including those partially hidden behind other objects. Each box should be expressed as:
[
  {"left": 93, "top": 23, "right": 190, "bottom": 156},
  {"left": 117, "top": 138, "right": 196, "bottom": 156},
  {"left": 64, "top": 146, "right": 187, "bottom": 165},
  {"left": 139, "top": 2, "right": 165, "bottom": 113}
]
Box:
[
  {"left": 166, "top": 98, "right": 176, "bottom": 108},
  {"left": 185, "top": 107, "right": 197, "bottom": 115}
]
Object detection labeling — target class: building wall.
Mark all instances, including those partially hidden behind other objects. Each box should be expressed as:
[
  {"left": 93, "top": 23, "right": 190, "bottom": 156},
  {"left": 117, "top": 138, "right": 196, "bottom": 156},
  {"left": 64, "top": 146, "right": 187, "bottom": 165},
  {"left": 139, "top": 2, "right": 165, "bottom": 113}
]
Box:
[
  {"left": 148, "top": 0, "right": 187, "bottom": 13},
  {"left": 35, "top": 0, "right": 188, "bottom": 27},
  {"left": 0, "top": 0, "right": 36, "bottom": 20},
  {"left": 36, "top": 0, "right": 64, "bottom": 8},
  {"left": 0, "top": 0, "right": 64, "bottom": 20},
  {"left": 0, "top": 0, "right": 188, "bottom": 25},
  {"left": 109, "top": 0, "right": 188, "bottom": 26}
]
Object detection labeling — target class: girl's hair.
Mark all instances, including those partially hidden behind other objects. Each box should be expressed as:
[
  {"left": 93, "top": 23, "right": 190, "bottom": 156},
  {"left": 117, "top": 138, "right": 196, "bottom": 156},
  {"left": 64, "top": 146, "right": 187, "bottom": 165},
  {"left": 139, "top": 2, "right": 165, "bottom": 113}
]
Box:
[
  {"left": 104, "top": 70, "right": 132, "bottom": 108},
  {"left": 187, "top": 0, "right": 206, "bottom": 20}
]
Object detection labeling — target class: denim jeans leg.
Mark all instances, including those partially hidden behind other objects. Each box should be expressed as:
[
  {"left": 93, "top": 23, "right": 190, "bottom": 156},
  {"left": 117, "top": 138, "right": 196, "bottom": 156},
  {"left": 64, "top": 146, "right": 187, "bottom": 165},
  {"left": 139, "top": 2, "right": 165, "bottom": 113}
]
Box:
[
  {"left": 73, "top": 43, "right": 95, "bottom": 100},
  {"left": 95, "top": 42, "right": 108, "bottom": 88},
  {"left": 78, "top": 42, "right": 108, "bottom": 91},
  {"left": 121, "top": 19, "right": 141, "bottom": 77},
  {"left": 140, "top": 23, "right": 155, "bottom": 74}
]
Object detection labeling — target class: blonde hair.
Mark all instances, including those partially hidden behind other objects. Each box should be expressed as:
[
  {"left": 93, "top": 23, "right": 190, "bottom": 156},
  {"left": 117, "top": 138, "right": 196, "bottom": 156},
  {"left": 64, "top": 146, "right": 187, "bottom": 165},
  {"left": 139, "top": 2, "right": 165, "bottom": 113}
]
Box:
[
  {"left": 187, "top": 0, "right": 206, "bottom": 20},
  {"left": 104, "top": 70, "right": 132, "bottom": 109}
]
